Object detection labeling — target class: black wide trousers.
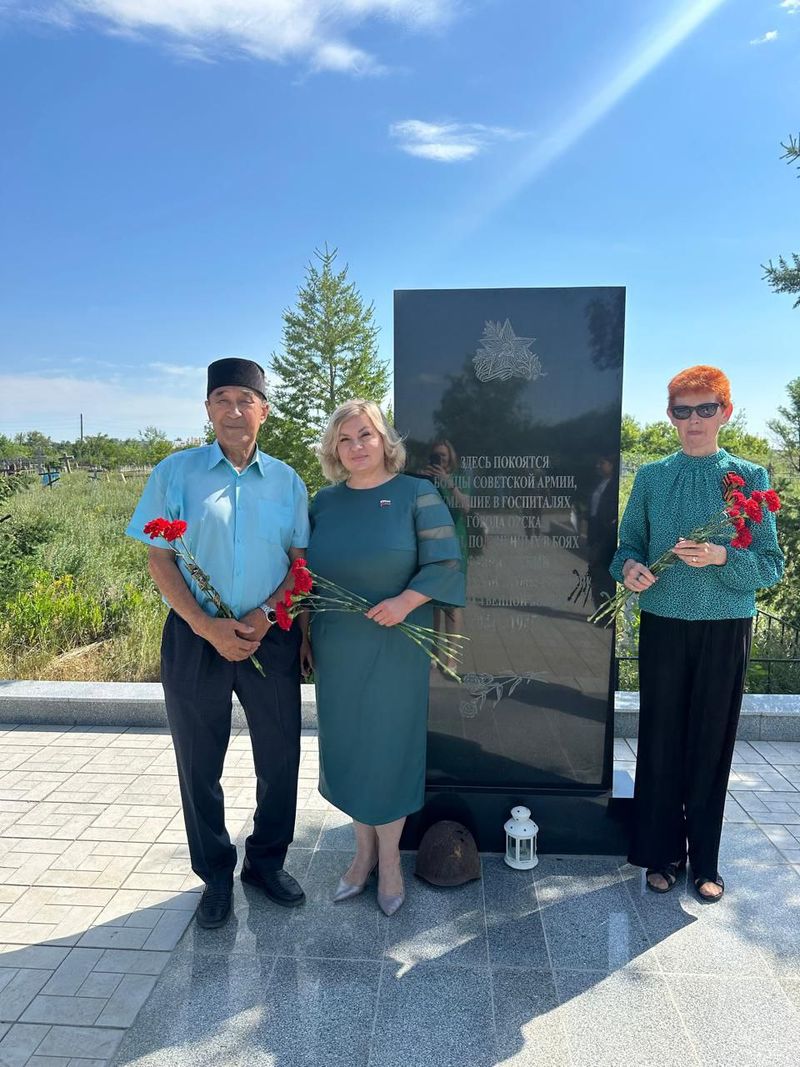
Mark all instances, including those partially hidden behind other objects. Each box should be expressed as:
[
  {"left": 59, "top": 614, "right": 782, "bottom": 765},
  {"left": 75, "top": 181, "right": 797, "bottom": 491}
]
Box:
[
  {"left": 629, "top": 610, "right": 752, "bottom": 880},
  {"left": 161, "top": 611, "right": 302, "bottom": 884}
]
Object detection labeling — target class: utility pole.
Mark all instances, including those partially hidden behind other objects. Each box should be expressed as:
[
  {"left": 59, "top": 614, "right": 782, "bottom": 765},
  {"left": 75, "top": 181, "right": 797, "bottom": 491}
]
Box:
[{"left": 80, "top": 413, "right": 84, "bottom": 443}]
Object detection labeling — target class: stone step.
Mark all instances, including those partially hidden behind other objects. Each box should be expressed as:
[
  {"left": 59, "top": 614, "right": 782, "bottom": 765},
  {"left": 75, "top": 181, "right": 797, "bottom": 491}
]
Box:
[
  {"left": 0, "top": 680, "right": 318, "bottom": 730},
  {"left": 0, "top": 681, "right": 798, "bottom": 740}
]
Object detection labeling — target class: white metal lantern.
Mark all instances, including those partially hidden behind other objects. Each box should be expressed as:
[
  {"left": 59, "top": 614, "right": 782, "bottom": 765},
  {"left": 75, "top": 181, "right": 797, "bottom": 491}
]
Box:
[{"left": 504, "top": 805, "right": 539, "bottom": 870}]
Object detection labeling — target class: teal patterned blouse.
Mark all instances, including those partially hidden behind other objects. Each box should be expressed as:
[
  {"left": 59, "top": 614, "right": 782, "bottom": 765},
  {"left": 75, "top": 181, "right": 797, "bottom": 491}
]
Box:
[{"left": 609, "top": 449, "right": 784, "bottom": 621}]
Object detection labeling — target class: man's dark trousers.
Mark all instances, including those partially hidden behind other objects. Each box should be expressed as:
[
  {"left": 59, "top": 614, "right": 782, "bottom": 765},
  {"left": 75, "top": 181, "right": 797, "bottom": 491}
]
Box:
[{"left": 161, "top": 611, "right": 302, "bottom": 884}]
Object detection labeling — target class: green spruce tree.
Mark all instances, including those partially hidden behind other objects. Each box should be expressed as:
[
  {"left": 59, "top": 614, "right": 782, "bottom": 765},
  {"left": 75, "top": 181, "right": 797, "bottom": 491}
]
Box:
[
  {"left": 265, "top": 246, "right": 390, "bottom": 492},
  {"left": 763, "top": 135, "right": 800, "bottom": 307}
]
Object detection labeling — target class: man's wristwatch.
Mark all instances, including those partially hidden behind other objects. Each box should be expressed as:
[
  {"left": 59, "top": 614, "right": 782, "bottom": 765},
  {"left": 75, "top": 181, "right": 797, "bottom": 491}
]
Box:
[{"left": 259, "top": 603, "right": 278, "bottom": 626}]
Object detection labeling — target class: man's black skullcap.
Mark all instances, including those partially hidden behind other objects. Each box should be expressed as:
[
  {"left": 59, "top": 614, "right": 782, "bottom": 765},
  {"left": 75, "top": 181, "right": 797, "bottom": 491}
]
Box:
[{"left": 207, "top": 358, "right": 267, "bottom": 400}]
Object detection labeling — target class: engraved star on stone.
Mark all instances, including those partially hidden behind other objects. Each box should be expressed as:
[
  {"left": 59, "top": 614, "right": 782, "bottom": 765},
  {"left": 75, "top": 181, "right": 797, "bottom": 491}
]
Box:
[{"left": 473, "top": 319, "right": 544, "bottom": 383}]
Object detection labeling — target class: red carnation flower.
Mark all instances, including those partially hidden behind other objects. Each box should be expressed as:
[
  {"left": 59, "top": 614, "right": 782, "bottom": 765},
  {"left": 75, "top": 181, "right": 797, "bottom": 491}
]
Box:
[
  {"left": 743, "top": 499, "right": 763, "bottom": 524},
  {"left": 283, "top": 590, "right": 294, "bottom": 608},
  {"left": 722, "top": 472, "right": 747, "bottom": 504},
  {"left": 731, "top": 527, "right": 753, "bottom": 550},
  {"left": 730, "top": 490, "right": 747, "bottom": 508},
  {"left": 143, "top": 518, "right": 170, "bottom": 540},
  {"left": 750, "top": 490, "right": 764, "bottom": 504},
  {"left": 291, "top": 557, "right": 308, "bottom": 574},
  {"left": 763, "top": 489, "right": 781, "bottom": 513},
  {"left": 163, "top": 520, "right": 188, "bottom": 543},
  {"left": 292, "top": 568, "right": 313, "bottom": 594},
  {"left": 142, "top": 518, "right": 266, "bottom": 674},
  {"left": 727, "top": 505, "right": 741, "bottom": 519},
  {"left": 275, "top": 602, "right": 293, "bottom": 631}
]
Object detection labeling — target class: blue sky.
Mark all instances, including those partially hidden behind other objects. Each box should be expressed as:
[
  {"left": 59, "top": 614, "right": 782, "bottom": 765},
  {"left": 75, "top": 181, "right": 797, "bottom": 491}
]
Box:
[{"left": 0, "top": 0, "right": 797, "bottom": 442}]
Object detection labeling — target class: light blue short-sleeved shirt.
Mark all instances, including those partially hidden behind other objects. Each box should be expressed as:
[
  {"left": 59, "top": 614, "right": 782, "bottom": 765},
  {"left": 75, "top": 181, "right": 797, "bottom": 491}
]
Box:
[{"left": 125, "top": 441, "right": 310, "bottom": 619}]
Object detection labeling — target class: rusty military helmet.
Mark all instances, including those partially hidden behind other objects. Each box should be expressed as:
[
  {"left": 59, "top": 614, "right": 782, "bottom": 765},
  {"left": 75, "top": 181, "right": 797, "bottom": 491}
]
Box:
[{"left": 415, "top": 820, "right": 481, "bottom": 886}]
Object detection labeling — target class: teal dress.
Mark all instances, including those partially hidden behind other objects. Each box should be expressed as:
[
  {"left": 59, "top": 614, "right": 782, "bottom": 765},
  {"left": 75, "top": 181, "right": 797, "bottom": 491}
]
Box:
[{"left": 307, "top": 474, "right": 465, "bottom": 825}]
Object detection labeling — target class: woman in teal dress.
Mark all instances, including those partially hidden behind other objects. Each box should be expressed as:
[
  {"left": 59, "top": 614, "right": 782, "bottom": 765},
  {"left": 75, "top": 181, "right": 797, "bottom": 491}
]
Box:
[{"left": 305, "top": 400, "right": 465, "bottom": 916}]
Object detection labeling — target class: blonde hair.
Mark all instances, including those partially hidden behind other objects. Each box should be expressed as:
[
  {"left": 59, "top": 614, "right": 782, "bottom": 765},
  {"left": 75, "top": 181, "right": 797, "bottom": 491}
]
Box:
[
  {"left": 430, "top": 439, "right": 458, "bottom": 472},
  {"left": 318, "top": 399, "right": 406, "bottom": 483}
]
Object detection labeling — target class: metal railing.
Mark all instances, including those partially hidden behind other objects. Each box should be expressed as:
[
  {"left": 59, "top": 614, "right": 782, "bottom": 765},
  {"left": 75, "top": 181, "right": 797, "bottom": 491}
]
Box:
[{"left": 615, "top": 609, "right": 800, "bottom": 694}]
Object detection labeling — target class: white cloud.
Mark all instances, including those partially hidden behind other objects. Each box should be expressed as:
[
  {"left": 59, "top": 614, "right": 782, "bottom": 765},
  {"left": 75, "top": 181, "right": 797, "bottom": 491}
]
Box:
[
  {"left": 390, "top": 119, "right": 523, "bottom": 163},
  {"left": 3, "top": 0, "right": 455, "bottom": 73},
  {"left": 168, "top": 41, "right": 217, "bottom": 64},
  {"left": 310, "top": 39, "right": 378, "bottom": 75},
  {"left": 148, "top": 361, "right": 207, "bottom": 380},
  {"left": 780, "top": 1, "right": 800, "bottom": 14},
  {"left": 750, "top": 29, "right": 779, "bottom": 44}
]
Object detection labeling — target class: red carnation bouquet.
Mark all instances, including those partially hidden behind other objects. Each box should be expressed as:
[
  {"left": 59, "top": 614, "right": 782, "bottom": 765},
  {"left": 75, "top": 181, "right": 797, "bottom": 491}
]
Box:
[
  {"left": 143, "top": 517, "right": 265, "bottom": 676},
  {"left": 278, "top": 558, "right": 467, "bottom": 681},
  {"left": 589, "top": 472, "right": 781, "bottom": 628}
]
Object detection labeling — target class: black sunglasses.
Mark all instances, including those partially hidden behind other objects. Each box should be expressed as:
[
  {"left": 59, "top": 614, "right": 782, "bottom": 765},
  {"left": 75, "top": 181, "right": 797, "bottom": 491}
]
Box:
[{"left": 670, "top": 402, "right": 722, "bottom": 420}]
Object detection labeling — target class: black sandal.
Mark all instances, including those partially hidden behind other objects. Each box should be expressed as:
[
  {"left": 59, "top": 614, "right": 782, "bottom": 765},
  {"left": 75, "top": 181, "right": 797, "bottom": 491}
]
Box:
[
  {"left": 694, "top": 874, "right": 725, "bottom": 902},
  {"left": 645, "top": 860, "right": 685, "bottom": 894}
]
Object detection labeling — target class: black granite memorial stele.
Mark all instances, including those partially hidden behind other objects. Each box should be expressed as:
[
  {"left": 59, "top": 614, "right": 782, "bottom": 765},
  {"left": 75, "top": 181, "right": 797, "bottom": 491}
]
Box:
[{"left": 395, "top": 287, "right": 631, "bottom": 854}]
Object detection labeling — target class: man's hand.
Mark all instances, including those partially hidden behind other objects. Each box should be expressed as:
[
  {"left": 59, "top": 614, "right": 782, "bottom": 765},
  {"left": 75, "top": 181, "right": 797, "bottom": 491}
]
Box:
[
  {"left": 622, "top": 558, "right": 658, "bottom": 593},
  {"left": 197, "top": 617, "right": 261, "bottom": 662},
  {"left": 671, "top": 539, "right": 727, "bottom": 568},
  {"left": 239, "top": 607, "right": 270, "bottom": 642}
]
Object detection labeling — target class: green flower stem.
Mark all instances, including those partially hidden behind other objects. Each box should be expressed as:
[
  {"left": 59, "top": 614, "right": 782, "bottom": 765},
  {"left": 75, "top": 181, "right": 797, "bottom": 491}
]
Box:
[
  {"left": 401, "top": 627, "right": 463, "bottom": 681},
  {"left": 295, "top": 601, "right": 463, "bottom": 659},
  {"left": 588, "top": 511, "right": 738, "bottom": 629},
  {"left": 306, "top": 573, "right": 468, "bottom": 643},
  {"left": 172, "top": 537, "right": 266, "bottom": 677},
  {"left": 293, "top": 571, "right": 468, "bottom": 680}
]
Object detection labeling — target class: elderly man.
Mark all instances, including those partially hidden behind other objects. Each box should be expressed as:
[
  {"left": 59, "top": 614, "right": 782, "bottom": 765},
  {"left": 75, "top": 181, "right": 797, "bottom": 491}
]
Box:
[{"left": 126, "top": 358, "right": 309, "bottom": 928}]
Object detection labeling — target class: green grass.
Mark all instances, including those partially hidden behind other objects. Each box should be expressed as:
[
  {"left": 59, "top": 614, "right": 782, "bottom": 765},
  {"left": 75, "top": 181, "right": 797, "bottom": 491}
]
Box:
[
  {"left": 0, "top": 472, "right": 166, "bottom": 680},
  {"left": 614, "top": 604, "right": 800, "bottom": 695}
]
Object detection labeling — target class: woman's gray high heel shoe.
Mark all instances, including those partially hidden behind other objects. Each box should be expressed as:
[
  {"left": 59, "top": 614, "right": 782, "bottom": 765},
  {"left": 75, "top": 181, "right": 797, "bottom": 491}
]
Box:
[
  {"left": 377, "top": 888, "right": 405, "bottom": 916},
  {"left": 333, "top": 864, "right": 376, "bottom": 903},
  {"left": 377, "top": 869, "right": 405, "bottom": 916}
]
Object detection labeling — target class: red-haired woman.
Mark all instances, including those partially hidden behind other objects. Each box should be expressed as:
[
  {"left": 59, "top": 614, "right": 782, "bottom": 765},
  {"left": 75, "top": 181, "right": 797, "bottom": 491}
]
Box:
[{"left": 610, "top": 366, "right": 783, "bottom": 901}]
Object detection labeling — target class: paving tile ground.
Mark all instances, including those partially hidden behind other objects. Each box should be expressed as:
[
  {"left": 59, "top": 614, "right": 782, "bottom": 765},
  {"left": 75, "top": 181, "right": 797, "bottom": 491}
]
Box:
[{"left": 1, "top": 727, "right": 799, "bottom": 1065}]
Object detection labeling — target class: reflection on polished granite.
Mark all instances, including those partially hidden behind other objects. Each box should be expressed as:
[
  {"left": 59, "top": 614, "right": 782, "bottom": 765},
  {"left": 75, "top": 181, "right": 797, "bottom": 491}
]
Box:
[{"left": 428, "top": 529, "right": 614, "bottom": 790}]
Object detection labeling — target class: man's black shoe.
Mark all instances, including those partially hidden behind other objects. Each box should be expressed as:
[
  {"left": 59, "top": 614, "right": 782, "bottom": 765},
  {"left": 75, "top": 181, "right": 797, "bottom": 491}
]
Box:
[
  {"left": 196, "top": 879, "right": 233, "bottom": 929},
  {"left": 240, "top": 859, "right": 306, "bottom": 907}
]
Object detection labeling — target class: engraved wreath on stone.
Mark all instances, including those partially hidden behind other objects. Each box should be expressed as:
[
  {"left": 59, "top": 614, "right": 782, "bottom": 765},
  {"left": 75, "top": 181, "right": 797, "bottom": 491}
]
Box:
[{"left": 472, "top": 319, "right": 546, "bottom": 383}]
